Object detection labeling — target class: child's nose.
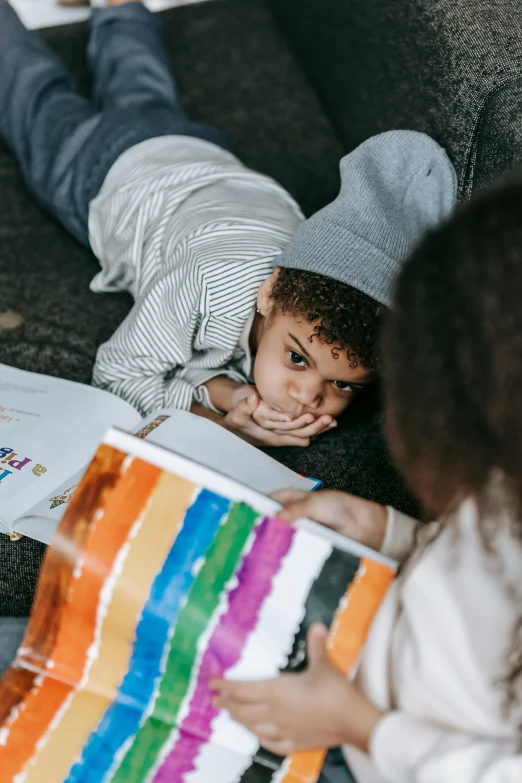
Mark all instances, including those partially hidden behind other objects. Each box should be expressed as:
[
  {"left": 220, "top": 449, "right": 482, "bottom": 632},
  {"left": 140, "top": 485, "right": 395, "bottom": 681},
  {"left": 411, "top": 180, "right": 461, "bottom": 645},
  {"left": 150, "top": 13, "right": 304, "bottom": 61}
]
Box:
[{"left": 290, "top": 382, "right": 322, "bottom": 409}]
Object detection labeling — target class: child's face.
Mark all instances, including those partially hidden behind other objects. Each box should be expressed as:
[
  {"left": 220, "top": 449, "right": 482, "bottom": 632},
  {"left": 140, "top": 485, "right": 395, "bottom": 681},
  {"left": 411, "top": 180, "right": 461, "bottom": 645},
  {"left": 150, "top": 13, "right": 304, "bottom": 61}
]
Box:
[{"left": 253, "top": 311, "right": 375, "bottom": 420}]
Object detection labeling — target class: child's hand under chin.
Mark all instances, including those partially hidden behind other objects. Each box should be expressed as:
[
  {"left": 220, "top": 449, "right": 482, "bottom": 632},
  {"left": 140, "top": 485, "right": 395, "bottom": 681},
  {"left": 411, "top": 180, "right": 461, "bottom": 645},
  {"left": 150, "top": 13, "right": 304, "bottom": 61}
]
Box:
[
  {"left": 223, "top": 387, "right": 336, "bottom": 447},
  {"left": 211, "top": 624, "right": 383, "bottom": 756}
]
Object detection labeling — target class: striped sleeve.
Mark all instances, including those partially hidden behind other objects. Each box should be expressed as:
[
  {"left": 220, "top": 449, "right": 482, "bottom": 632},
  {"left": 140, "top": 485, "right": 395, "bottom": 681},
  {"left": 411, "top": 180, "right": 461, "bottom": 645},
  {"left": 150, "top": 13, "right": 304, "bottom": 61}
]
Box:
[
  {"left": 89, "top": 137, "right": 303, "bottom": 416},
  {"left": 92, "top": 256, "right": 203, "bottom": 414}
]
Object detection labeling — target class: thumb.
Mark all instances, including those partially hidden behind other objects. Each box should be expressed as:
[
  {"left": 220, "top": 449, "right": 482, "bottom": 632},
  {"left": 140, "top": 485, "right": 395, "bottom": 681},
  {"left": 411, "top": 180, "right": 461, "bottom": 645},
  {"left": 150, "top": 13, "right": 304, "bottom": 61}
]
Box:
[
  {"left": 275, "top": 498, "right": 310, "bottom": 523},
  {"left": 306, "top": 623, "right": 330, "bottom": 670},
  {"left": 272, "top": 489, "right": 309, "bottom": 506},
  {"left": 236, "top": 391, "right": 258, "bottom": 415}
]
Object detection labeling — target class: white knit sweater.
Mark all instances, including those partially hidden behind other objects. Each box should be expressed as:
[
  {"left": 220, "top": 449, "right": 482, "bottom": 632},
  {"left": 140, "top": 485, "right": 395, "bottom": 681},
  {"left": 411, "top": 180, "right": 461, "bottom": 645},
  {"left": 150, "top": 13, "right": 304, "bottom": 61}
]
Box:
[{"left": 344, "top": 500, "right": 522, "bottom": 783}]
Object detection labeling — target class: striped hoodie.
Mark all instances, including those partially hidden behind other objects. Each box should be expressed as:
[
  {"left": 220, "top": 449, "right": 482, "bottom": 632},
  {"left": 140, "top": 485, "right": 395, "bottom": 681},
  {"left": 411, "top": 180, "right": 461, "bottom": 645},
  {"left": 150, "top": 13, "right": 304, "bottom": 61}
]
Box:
[{"left": 88, "top": 136, "right": 303, "bottom": 415}]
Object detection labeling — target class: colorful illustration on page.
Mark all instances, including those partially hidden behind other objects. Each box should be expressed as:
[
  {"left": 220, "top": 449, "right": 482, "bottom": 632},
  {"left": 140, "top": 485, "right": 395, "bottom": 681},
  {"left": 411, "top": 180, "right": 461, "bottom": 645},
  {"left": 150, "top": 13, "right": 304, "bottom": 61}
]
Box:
[
  {"left": 0, "top": 442, "right": 395, "bottom": 783},
  {"left": 49, "top": 484, "right": 78, "bottom": 510},
  {"left": 134, "top": 414, "right": 171, "bottom": 440}
]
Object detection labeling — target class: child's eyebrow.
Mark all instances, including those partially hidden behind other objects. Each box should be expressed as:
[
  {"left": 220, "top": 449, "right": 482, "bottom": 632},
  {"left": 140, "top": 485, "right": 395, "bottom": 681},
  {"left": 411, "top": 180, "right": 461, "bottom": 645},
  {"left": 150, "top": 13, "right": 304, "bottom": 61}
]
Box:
[{"left": 289, "top": 333, "right": 314, "bottom": 365}]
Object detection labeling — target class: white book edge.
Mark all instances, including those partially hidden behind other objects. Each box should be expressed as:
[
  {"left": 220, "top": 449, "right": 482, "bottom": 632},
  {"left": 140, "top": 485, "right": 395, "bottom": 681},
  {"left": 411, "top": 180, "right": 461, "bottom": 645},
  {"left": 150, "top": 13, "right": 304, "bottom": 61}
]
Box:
[{"left": 104, "top": 427, "right": 397, "bottom": 569}]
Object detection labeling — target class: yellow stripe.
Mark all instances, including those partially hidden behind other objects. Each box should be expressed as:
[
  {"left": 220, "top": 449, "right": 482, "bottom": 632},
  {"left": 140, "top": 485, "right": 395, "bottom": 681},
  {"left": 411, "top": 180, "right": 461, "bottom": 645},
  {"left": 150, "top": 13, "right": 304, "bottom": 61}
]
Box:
[{"left": 21, "top": 472, "right": 197, "bottom": 783}]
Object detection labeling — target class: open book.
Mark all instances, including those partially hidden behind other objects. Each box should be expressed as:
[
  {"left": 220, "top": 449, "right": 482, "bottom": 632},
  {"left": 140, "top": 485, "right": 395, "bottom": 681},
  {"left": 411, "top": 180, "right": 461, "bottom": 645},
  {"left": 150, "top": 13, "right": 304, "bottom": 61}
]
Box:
[
  {"left": 0, "top": 428, "right": 396, "bottom": 783},
  {"left": 0, "top": 364, "right": 319, "bottom": 543}
]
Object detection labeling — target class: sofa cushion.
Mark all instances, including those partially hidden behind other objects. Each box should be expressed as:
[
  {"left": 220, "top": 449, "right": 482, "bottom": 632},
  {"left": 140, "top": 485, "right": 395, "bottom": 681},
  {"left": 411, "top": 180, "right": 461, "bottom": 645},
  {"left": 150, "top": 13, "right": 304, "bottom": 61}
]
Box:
[{"left": 267, "top": 0, "right": 522, "bottom": 197}]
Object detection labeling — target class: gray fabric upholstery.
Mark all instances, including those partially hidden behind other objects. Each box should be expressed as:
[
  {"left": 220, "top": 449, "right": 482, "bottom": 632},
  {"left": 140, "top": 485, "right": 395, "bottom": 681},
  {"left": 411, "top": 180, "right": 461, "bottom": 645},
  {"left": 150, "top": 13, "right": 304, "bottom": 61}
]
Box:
[
  {"left": 266, "top": 0, "right": 522, "bottom": 197},
  {"left": 473, "top": 77, "right": 522, "bottom": 192}
]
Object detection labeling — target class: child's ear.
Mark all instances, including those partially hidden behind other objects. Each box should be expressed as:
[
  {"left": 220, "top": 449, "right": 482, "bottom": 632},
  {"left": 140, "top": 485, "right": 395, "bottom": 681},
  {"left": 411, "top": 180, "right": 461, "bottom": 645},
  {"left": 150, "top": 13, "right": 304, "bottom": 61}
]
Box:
[{"left": 257, "top": 268, "right": 280, "bottom": 317}]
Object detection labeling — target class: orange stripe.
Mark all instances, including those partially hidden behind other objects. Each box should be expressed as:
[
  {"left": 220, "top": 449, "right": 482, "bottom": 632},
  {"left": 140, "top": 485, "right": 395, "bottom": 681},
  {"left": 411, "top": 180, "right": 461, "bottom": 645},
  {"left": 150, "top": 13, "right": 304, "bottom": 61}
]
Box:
[
  {"left": 0, "top": 446, "right": 127, "bottom": 729},
  {"left": 51, "top": 458, "right": 162, "bottom": 684},
  {"left": 277, "top": 751, "right": 326, "bottom": 783},
  {"left": 0, "top": 678, "right": 74, "bottom": 783},
  {"left": 22, "top": 472, "right": 197, "bottom": 783},
  {"left": 0, "top": 456, "right": 161, "bottom": 782},
  {"left": 328, "top": 557, "right": 395, "bottom": 673},
  {"left": 280, "top": 557, "right": 395, "bottom": 783}
]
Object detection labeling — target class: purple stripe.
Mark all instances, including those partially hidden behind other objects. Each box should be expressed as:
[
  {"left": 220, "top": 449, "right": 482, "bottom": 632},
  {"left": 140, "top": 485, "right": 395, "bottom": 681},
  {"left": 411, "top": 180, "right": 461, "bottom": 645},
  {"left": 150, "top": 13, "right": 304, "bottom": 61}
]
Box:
[{"left": 151, "top": 517, "right": 295, "bottom": 783}]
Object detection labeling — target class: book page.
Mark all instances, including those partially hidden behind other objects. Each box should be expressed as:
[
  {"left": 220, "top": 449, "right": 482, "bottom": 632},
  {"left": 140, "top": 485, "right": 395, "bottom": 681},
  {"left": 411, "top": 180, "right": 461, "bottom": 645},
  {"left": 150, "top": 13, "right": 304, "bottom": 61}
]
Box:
[
  {"left": 105, "top": 428, "right": 396, "bottom": 566},
  {"left": 12, "top": 407, "right": 323, "bottom": 544},
  {"left": 0, "top": 364, "right": 139, "bottom": 530},
  {"left": 0, "top": 440, "right": 396, "bottom": 783},
  {"left": 13, "top": 468, "right": 86, "bottom": 543},
  {"left": 134, "top": 410, "right": 321, "bottom": 494}
]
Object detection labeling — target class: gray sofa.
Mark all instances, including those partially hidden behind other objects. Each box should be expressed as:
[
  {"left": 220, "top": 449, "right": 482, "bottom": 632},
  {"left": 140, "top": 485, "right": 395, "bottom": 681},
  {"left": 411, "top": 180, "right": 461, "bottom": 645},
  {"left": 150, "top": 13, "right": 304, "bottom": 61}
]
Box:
[{"left": 1, "top": 0, "right": 521, "bottom": 616}]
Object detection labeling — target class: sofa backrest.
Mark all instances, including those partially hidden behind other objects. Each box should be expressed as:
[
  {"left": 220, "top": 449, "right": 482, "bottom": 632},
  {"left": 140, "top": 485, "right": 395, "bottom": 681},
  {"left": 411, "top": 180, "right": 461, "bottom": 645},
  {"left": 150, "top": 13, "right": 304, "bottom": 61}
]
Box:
[{"left": 267, "top": 0, "right": 522, "bottom": 198}]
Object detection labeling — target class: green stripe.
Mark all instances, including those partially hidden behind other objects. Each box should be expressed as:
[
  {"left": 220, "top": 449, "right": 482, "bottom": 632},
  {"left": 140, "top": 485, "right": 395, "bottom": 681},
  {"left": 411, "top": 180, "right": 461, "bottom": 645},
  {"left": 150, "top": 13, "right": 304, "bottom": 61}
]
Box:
[{"left": 109, "top": 502, "right": 259, "bottom": 783}]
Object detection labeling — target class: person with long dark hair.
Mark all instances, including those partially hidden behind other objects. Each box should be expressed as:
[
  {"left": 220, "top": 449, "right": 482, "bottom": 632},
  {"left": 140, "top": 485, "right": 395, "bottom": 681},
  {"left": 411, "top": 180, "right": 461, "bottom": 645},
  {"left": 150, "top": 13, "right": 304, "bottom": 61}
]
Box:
[{"left": 213, "top": 181, "right": 522, "bottom": 782}]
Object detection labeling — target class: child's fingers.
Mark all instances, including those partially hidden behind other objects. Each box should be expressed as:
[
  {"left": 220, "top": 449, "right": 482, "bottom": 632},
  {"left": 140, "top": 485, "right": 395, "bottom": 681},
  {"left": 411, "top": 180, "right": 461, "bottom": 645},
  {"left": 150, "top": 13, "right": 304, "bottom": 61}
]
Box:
[
  {"left": 230, "top": 384, "right": 258, "bottom": 407},
  {"left": 253, "top": 413, "right": 317, "bottom": 431},
  {"left": 306, "top": 624, "right": 331, "bottom": 670},
  {"left": 257, "top": 737, "right": 296, "bottom": 757},
  {"left": 210, "top": 677, "right": 277, "bottom": 703},
  {"left": 234, "top": 393, "right": 259, "bottom": 419},
  {"left": 254, "top": 406, "right": 293, "bottom": 423},
  {"left": 247, "top": 722, "right": 283, "bottom": 741},
  {"left": 274, "top": 417, "right": 337, "bottom": 439},
  {"left": 212, "top": 700, "right": 272, "bottom": 726},
  {"left": 275, "top": 497, "right": 314, "bottom": 523},
  {"left": 271, "top": 488, "right": 309, "bottom": 505},
  {"left": 269, "top": 434, "right": 311, "bottom": 447},
  {"left": 216, "top": 706, "right": 289, "bottom": 752}
]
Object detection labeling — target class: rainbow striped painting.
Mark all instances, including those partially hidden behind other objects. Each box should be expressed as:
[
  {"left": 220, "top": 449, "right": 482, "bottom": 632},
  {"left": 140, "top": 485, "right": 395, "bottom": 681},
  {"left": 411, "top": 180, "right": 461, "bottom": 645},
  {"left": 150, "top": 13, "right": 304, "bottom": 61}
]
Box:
[{"left": 0, "top": 429, "right": 396, "bottom": 783}]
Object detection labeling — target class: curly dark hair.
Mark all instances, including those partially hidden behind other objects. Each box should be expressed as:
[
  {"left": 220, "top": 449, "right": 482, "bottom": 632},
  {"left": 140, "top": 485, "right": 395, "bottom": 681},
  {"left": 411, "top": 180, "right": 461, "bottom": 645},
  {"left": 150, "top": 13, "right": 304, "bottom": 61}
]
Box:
[
  {"left": 382, "top": 177, "right": 522, "bottom": 734},
  {"left": 269, "top": 267, "right": 381, "bottom": 369}
]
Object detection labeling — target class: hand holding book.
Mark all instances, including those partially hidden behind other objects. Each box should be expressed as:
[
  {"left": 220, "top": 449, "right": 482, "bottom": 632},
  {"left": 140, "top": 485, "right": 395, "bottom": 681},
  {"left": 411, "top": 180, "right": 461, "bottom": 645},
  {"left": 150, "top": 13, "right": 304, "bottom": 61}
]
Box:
[
  {"left": 212, "top": 491, "right": 390, "bottom": 758},
  {"left": 0, "top": 428, "right": 396, "bottom": 783},
  {"left": 274, "top": 489, "right": 389, "bottom": 552},
  {"left": 212, "top": 622, "right": 384, "bottom": 756}
]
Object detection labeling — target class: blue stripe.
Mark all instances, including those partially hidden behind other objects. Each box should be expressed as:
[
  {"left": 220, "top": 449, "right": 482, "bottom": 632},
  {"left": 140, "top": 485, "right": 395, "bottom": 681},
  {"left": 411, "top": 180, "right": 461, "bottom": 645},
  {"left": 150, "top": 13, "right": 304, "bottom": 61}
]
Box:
[{"left": 64, "top": 488, "right": 230, "bottom": 783}]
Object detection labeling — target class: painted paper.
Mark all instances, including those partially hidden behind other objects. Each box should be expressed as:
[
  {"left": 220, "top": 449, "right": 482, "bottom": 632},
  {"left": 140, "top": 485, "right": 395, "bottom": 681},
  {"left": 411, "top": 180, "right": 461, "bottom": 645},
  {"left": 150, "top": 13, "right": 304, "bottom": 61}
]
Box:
[{"left": 0, "top": 438, "right": 395, "bottom": 783}]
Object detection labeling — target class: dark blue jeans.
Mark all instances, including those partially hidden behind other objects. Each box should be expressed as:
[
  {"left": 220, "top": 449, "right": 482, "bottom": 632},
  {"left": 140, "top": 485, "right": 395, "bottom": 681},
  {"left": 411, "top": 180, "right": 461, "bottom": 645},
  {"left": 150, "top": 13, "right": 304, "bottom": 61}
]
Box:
[
  {"left": 0, "top": 617, "right": 27, "bottom": 676},
  {"left": 0, "top": 0, "right": 230, "bottom": 246}
]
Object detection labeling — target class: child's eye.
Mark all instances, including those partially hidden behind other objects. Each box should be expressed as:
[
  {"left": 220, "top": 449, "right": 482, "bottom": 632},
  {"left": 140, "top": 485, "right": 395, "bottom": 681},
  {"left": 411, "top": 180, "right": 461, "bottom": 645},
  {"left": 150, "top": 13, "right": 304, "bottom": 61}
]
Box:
[
  {"left": 333, "top": 380, "right": 353, "bottom": 391},
  {"left": 289, "top": 350, "right": 306, "bottom": 366}
]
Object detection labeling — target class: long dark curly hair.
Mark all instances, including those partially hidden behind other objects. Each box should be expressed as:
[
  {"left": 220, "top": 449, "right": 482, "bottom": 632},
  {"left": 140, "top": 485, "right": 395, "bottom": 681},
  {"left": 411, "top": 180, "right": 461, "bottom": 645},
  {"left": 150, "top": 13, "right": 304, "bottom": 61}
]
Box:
[{"left": 382, "top": 177, "right": 522, "bottom": 725}]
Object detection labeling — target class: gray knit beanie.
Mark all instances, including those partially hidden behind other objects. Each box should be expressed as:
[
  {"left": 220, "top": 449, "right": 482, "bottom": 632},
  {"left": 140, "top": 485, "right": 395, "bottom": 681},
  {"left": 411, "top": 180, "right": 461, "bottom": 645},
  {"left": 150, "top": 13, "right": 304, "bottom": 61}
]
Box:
[{"left": 278, "top": 130, "right": 457, "bottom": 306}]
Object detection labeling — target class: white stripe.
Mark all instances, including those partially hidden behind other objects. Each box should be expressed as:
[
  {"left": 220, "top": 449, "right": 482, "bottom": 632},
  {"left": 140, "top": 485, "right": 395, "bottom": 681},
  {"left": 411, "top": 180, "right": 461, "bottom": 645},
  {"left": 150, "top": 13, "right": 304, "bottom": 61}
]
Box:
[
  {"left": 143, "top": 521, "right": 262, "bottom": 783},
  {"left": 184, "top": 530, "right": 333, "bottom": 783}
]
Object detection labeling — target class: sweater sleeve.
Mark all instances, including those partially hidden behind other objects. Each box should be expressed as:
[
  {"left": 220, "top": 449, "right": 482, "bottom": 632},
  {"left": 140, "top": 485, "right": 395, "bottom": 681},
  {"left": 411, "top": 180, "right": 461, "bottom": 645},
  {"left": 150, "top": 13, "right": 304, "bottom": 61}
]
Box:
[
  {"left": 370, "top": 710, "right": 521, "bottom": 783},
  {"left": 380, "top": 508, "right": 417, "bottom": 563},
  {"left": 92, "top": 261, "right": 203, "bottom": 416},
  {"left": 92, "top": 243, "right": 267, "bottom": 416}
]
